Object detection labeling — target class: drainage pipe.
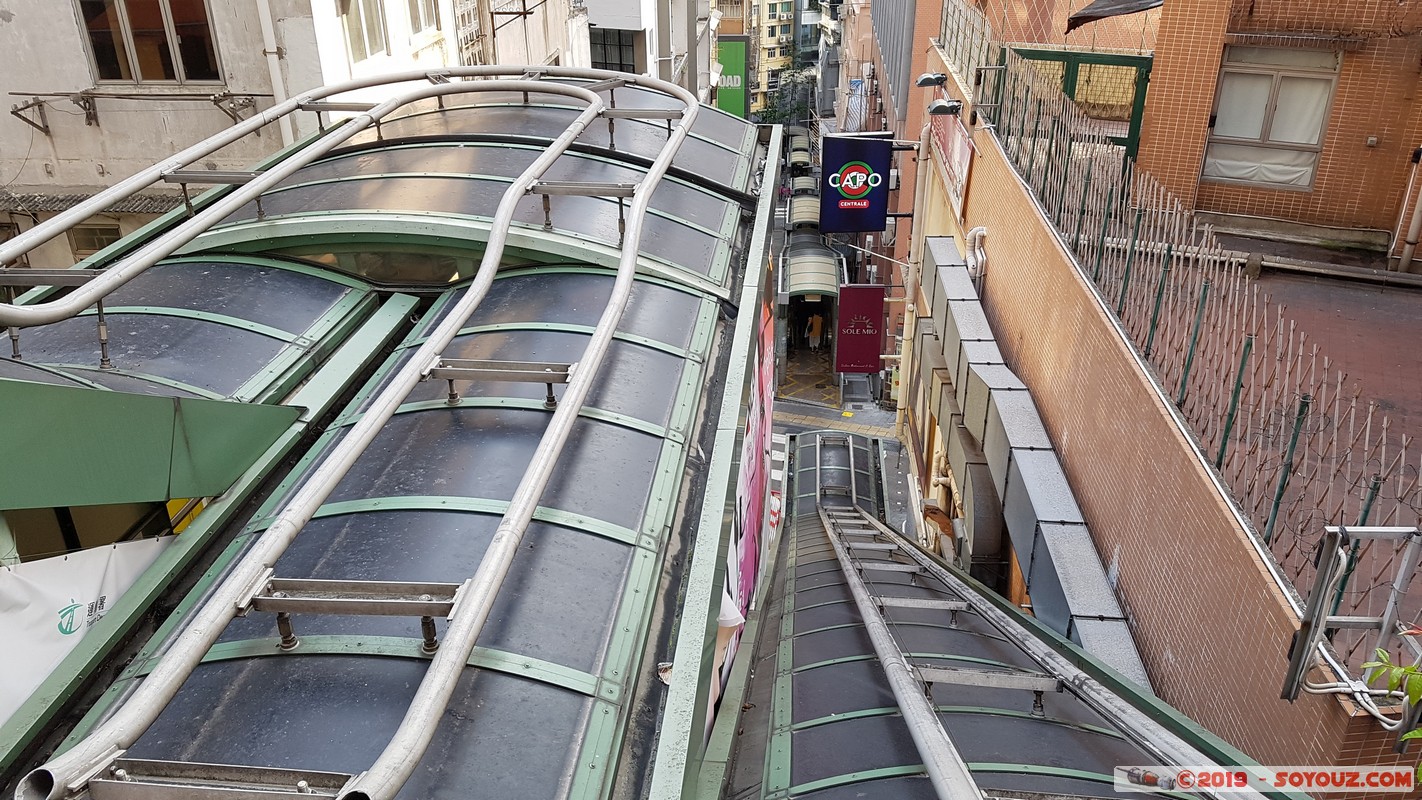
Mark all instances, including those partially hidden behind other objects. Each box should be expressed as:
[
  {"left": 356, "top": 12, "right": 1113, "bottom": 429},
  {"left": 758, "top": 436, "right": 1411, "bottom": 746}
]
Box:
[
  {"left": 255, "top": 0, "right": 294, "bottom": 147},
  {"left": 965, "top": 225, "right": 987, "bottom": 288},
  {"left": 1397, "top": 147, "right": 1422, "bottom": 272}
]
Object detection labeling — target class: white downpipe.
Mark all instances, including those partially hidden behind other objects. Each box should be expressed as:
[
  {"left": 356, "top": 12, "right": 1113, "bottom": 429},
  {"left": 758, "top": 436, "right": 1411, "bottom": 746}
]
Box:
[
  {"left": 1397, "top": 147, "right": 1422, "bottom": 272},
  {"left": 965, "top": 225, "right": 986, "bottom": 288},
  {"left": 1390, "top": 148, "right": 1419, "bottom": 258},
  {"left": 255, "top": 0, "right": 294, "bottom": 147},
  {"left": 904, "top": 121, "right": 933, "bottom": 313}
]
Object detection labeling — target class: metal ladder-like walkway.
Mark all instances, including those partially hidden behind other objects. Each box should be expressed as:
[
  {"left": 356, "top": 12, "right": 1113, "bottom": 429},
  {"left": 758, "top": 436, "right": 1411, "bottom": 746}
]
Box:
[
  {"left": 810, "top": 433, "right": 986, "bottom": 800},
  {"left": 807, "top": 434, "right": 1272, "bottom": 800},
  {"left": 16, "top": 68, "right": 701, "bottom": 800}
]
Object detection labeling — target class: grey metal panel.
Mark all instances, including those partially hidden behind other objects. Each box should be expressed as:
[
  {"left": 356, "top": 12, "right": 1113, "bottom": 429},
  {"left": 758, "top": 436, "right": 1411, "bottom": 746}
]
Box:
[
  {"left": 924, "top": 240, "right": 971, "bottom": 324},
  {"left": 870, "top": 0, "right": 915, "bottom": 122},
  {"left": 938, "top": 300, "right": 994, "bottom": 395},
  {"left": 1072, "top": 618, "right": 1153, "bottom": 689},
  {"left": 1026, "top": 521, "right": 1120, "bottom": 636},
  {"left": 960, "top": 363, "right": 1026, "bottom": 446},
  {"left": 954, "top": 340, "right": 1003, "bottom": 400},
  {"left": 1001, "top": 450, "right": 1085, "bottom": 577},
  {"left": 925, "top": 237, "right": 967, "bottom": 273},
  {"left": 982, "top": 390, "right": 1052, "bottom": 498},
  {"left": 961, "top": 462, "right": 1003, "bottom": 569}
]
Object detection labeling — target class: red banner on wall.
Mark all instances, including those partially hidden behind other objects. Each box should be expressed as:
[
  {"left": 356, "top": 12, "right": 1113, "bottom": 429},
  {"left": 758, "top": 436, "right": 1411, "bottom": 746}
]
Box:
[{"left": 834, "top": 284, "right": 885, "bottom": 373}]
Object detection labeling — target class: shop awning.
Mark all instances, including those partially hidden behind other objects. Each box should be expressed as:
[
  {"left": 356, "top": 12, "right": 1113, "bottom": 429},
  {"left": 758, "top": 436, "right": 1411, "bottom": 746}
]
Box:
[{"left": 1066, "top": 0, "right": 1162, "bottom": 32}]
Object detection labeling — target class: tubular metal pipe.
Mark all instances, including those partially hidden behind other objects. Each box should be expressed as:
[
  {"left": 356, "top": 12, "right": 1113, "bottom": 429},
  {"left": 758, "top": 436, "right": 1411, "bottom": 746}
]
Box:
[
  {"left": 1398, "top": 147, "right": 1422, "bottom": 272},
  {"left": 817, "top": 506, "right": 985, "bottom": 800},
  {"left": 18, "top": 74, "right": 623, "bottom": 800},
  {"left": 854, "top": 511, "right": 1269, "bottom": 800},
  {"left": 2, "top": 80, "right": 514, "bottom": 328},
  {"left": 255, "top": 0, "right": 294, "bottom": 147},
  {"left": 337, "top": 78, "right": 700, "bottom": 800},
  {"left": 0, "top": 66, "right": 636, "bottom": 324}
]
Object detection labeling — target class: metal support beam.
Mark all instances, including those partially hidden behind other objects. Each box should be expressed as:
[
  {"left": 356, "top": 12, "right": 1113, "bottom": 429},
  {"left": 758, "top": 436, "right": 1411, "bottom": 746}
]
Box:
[
  {"left": 427, "top": 358, "right": 574, "bottom": 384},
  {"left": 160, "top": 171, "right": 260, "bottom": 185},
  {"left": 917, "top": 666, "right": 1062, "bottom": 694},
  {"left": 0, "top": 269, "right": 99, "bottom": 287},
  {"left": 528, "top": 181, "right": 637, "bottom": 197}
]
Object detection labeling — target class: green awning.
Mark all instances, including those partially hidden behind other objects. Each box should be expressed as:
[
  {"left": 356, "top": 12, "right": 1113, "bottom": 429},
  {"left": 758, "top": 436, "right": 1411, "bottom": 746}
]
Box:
[{"left": 0, "top": 379, "right": 302, "bottom": 510}]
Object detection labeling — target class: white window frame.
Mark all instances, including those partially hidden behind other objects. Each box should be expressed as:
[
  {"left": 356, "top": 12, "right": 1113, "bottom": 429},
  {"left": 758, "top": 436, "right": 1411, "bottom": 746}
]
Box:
[
  {"left": 1203, "top": 46, "right": 1339, "bottom": 191},
  {"left": 408, "top": 0, "right": 441, "bottom": 35},
  {"left": 0, "top": 222, "right": 28, "bottom": 266},
  {"left": 341, "top": 0, "right": 390, "bottom": 63},
  {"left": 75, "top": 0, "right": 223, "bottom": 85},
  {"left": 68, "top": 222, "right": 123, "bottom": 257}
]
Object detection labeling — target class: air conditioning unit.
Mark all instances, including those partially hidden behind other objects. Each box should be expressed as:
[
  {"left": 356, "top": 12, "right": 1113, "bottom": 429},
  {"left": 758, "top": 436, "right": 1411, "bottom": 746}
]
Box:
[
  {"left": 875, "top": 98, "right": 883, "bottom": 114},
  {"left": 779, "top": 12, "right": 793, "bottom": 20},
  {"left": 779, "top": 35, "right": 791, "bottom": 43}
]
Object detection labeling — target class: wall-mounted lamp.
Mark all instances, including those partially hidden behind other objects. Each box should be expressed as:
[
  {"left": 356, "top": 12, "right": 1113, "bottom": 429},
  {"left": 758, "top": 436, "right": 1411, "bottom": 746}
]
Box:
[
  {"left": 915, "top": 72, "right": 948, "bottom": 87},
  {"left": 927, "top": 98, "right": 962, "bottom": 116}
]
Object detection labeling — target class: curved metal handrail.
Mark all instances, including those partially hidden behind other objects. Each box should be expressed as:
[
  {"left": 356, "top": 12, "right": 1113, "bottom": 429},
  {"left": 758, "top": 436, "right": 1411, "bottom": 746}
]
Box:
[
  {"left": 0, "top": 67, "right": 635, "bottom": 327},
  {"left": 18, "top": 67, "right": 700, "bottom": 800}
]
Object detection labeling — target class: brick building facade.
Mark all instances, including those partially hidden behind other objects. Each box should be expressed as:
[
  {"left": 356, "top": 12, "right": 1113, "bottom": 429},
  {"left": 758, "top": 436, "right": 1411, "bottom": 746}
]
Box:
[{"left": 1137, "top": 0, "right": 1422, "bottom": 259}]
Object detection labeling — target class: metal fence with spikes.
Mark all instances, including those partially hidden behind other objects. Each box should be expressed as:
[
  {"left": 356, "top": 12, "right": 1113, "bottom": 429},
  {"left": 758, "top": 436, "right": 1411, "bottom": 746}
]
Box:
[{"left": 939, "top": 0, "right": 1420, "bottom": 673}]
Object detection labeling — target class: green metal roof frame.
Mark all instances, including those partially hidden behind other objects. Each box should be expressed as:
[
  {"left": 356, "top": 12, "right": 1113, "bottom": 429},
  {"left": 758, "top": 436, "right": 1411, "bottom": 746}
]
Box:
[
  {"left": 67, "top": 263, "right": 729, "bottom": 799},
  {"left": 180, "top": 213, "right": 736, "bottom": 299},
  {"left": 356, "top": 99, "right": 760, "bottom": 195},
  {"left": 0, "top": 293, "right": 419, "bottom": 778},
  {"left": 16, "top": 253, "right": 379, "bottom": 404},
  {"left": 750, "top": 435, "right": 1315, "bottom": 800},
  {"left": 645, "top": 124, "right": 782, "bottom": 799}
]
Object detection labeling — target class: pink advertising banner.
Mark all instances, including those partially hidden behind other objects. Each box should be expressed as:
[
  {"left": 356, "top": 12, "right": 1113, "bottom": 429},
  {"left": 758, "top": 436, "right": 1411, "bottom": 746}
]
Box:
[{"left": 834, "top": 284, "right": 885, "bottom": 373}]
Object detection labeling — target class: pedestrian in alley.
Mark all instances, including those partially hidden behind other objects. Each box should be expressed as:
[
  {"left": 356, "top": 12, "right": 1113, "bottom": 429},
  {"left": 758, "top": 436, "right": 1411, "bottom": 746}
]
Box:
[{"left": 806, "top": 313, "right": 824, "bottom": 352}]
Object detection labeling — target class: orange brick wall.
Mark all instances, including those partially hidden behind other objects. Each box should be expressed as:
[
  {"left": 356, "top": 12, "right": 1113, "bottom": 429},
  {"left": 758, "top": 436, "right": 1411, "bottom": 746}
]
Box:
[
  {"left": 920, "top": 45, "right": 1417, "bottom": 768},
  {"left": 1139, "top": 0, "right": 1422, "bottom": 233},
  {"left": 1134, "top": 0, "right": 1231, "bottom": 208}
]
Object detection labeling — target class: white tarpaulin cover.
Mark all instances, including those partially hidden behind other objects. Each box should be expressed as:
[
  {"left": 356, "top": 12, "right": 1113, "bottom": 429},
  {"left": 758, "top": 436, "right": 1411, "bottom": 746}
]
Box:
[{"left": 0, "top": 536, "right": 172, "bottom": 727}]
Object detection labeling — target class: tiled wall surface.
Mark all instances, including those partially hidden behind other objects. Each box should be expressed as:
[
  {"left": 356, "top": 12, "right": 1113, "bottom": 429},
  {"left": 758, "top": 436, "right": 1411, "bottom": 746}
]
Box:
[
  {"left": 1138, "top": 0, "right": 1422, "bottom": 234},
  {"left": 911, "top": 53, "right": 1419, "bottom": 770}
]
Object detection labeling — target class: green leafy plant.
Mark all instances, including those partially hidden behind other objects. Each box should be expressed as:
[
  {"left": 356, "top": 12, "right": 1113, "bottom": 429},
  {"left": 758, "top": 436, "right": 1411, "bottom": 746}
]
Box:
[{"left": 1361, "top": 647, "right": 1422, "bottom": 780}]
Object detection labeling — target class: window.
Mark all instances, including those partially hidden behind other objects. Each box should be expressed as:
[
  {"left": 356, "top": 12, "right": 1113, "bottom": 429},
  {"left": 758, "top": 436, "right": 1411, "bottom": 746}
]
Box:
[
  {"left": 77, "top": 0, "right": 220, "bottom": 83},
  {"left": 0, "top": 222, "right": 26, "bottom": 266},
  {"left": 590, "top": 28, "right": 637, "bottom": 73},
  {"left": 1203, "top": 46, "right": 1338, "bottom": 189},
  {"left": 341, "top": 0, "right": 389, "bottom": 62},
  {"left": 408, "top": 0, "right": 440, "bottom": 34},
  {"left": 69, "top": 223, "right": 122, "bottom": 256}
]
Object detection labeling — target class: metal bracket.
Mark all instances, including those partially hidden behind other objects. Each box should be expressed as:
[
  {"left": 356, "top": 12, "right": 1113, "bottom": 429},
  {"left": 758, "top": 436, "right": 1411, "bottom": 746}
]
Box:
[
  {"left": 211, "top": 93, "right": 257, "bottom": 128},
  {"left": 875, "top": 597, "right": 969, "bottom": 611},
  {"left": 916, "top": 665, "right": 1063, "bottom": 694},
  {"left": 71, "top": 93, "right": 99, "bottom": 126},
  {"left": 427, "top": 358, "right": 576, "bottom": 409},
  {"left": 160, "top": 170, "right": 261, "bottom": 185},
  {"left": 248, "top": 578, "right": 464, "bottom": 617},
  {"left": 0, "top": 268, "right": 100, "bottom": 287},
  {"left": 601, "top": 108, "right": 682, "bottom": 120},
  {"left": 9, "top": 97, "right": 49, "bottom": 135},
  {"left": 89, "top": 758, "right": 351, "bottom": 800},
  {"left": 1282, "top": 525, "right": 1422, "bottom": 702}
]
